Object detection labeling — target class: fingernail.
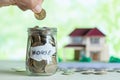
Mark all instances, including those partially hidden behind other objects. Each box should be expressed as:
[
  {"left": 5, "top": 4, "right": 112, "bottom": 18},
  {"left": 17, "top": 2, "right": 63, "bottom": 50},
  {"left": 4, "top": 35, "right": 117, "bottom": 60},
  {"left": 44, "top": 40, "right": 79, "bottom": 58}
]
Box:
[{"left": 32, "top": 5, "right": 42, "bottom": 13}]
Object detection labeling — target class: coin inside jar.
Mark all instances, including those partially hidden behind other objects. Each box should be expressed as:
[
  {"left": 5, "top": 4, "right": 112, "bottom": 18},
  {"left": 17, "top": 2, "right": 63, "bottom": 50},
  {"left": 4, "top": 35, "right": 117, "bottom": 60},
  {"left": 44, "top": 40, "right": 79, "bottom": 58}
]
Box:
[
  {"left": 34, "top": 9, "right": 46, "bottom": 20},
  {"left": 45, "top": 64, "right": 57, "bottom": 73},
  {"left": 33, "top": 60, "right": 47, "bottom": 69}
]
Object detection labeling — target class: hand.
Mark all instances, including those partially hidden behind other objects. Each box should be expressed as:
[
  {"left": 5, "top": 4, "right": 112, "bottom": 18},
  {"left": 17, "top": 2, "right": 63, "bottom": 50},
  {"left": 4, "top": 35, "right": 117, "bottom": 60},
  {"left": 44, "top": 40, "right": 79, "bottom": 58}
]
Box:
[{"left": 14, "top": 0, "right": 43, "bottom": 13}]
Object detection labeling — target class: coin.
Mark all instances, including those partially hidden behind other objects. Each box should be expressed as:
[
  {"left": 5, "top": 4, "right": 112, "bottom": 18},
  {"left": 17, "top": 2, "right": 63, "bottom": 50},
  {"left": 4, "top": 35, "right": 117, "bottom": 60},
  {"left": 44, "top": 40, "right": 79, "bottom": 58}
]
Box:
[
  {"left": 106, "top": 68, "right": 115, "bottom": 72},
  {"left": 62, "top": 69, "right": 75, "bottom": 75},
  {"left": 62, "top": 70, "right": 74, "bottom": 75},
  {"left": 40, "top": 37, "right": 47, "bottom": 45},
  {"left": 49, "top": 36, "right": 55, "bottom": 46},
  {"left": 81, "top": 71, "right": 93, "bottom": 75},
  {"left": 34, "top": 9, "right": 46, "bottom": 20},
  {"left": 33, "top": 60, "right": 47, "bottom": 68},
  {"left": 113, "top": 68, "right": 120, "bottom": 71},
  {"left": 28, "top": 58, "right": 34, "bottom": 67},
  {"left": 94, "top": 70, "right": 107, "bottom": 75},
  {"left": 28, "top": 58, "right": 35, "bottom": 72},
  {"left": 31, "top": 42, "right": 44, "bottom": 47},
  {"left": 33, "top": 60, "right": 47, "bottom": 72},
  {"left": 11, "top": 68, "right": 25, "bottom": 72},
  {"left": 34, "top": 26, "right": 39, "bottom": 29},
  {"left": 31, "top": 33, "right": 41, "bottom": 42},
  {"left": 116, "top": 70, "right": 120, "bottom": 73},
  {"left": 45, "top": 64, "right": 57, "bottom": 73},
  {"left": 52, "top": 56, "right": 57, "bottom": 64}
]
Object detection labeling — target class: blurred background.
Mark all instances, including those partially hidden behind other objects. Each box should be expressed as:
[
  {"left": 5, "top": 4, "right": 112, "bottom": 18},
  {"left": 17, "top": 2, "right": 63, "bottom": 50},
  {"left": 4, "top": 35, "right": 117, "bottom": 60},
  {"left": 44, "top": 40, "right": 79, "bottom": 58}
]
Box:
[{"left": 0, "top": 0, "right": 120, "bottom": 61}]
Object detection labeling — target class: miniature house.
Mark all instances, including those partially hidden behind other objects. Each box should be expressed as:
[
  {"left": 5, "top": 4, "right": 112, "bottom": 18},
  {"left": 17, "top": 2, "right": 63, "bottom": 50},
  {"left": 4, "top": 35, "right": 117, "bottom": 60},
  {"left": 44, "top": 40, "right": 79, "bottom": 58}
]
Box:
[{"left": 64, "top": 28, "right": 109, "bottom": 62}]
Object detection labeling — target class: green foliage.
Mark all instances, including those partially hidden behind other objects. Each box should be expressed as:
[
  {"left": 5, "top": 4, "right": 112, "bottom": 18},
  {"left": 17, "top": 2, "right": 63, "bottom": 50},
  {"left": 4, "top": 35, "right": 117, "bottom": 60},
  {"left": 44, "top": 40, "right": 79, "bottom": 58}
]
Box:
[
  {"left": 58, "top": 57, "right": 63, "bottom": 63},
  {"left": 0, "top": 0, "right": 120, "bottom": 60},
  {"left": 80, "top": 56, "right": 92, "bottom": 62},
  {"left": 109, "top": 56, "right": 120, "bottom": 63}
]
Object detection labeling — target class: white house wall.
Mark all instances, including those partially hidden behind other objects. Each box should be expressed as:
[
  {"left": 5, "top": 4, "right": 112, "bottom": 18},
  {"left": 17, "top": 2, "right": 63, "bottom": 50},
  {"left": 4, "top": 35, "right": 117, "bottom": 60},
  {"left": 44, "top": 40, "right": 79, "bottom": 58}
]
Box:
[
  {"left": 85, "top": 37, "right": 90, "bottom": 57},
  {"left": 85, "top": 37, "right": 109, "bottom": 62},
  {"left": 99, "top": 45, "right": 109, "bottom": 62}
]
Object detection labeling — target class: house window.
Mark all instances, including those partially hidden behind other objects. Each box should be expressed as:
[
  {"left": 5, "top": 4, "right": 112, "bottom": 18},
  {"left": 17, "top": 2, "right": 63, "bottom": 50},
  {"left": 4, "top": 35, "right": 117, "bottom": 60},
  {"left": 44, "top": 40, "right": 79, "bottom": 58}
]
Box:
[
  {"left": 90, "top": 37, "right": 100, "bottom": 44},
  {"left": 72, "top": 37, "right": 83, "bottom": 43}
]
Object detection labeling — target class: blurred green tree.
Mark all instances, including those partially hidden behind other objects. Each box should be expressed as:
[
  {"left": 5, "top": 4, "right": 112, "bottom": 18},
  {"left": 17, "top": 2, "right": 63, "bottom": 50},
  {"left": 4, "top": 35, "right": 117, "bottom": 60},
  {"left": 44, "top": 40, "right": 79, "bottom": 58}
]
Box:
[{"left": 0, "top": 0, "right": 120, "bottom": 60}]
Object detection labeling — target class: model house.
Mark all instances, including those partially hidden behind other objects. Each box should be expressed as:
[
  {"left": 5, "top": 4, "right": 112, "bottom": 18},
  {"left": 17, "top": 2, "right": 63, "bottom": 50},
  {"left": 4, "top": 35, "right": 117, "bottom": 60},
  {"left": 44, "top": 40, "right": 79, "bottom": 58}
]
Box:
[{"left": 64, "top": 28, "right": 109, "bottom": 62}]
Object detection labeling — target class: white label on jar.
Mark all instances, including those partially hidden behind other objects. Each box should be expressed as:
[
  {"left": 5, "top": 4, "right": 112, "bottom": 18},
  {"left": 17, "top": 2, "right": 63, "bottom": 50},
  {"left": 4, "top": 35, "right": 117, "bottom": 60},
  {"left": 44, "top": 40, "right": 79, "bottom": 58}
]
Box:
[{"left": 30, "top": 36, "right": 56, "bottom": 64}]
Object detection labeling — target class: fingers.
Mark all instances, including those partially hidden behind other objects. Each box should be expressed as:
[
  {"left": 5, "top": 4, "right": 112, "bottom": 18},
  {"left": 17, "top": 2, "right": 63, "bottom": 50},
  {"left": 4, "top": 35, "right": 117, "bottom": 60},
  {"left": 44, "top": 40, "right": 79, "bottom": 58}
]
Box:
[
  {"left": 14, "top": 0, "right": 44, "bottom": 12},
  {"left": 15, "top": 0, "right": 28, "bottom": 11},
  {"left": 32, "top": 0, "right": 43, "bottom": 13},
  {"left": 9, "top": 0, "right": 16, "bottom": 5},
  {"left": 17, "top": 4, "right": 27, "bottom": 11},
  {"left": 32, "top": 5, "right": 42, "bottom": 13}
]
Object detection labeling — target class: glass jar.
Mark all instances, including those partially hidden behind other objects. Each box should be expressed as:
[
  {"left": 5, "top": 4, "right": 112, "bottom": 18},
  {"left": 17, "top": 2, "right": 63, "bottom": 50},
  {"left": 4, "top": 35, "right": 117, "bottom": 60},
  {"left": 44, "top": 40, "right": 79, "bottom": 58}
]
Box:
[{"left": 26, "top": 26, "right": 57, "bottom": 76}]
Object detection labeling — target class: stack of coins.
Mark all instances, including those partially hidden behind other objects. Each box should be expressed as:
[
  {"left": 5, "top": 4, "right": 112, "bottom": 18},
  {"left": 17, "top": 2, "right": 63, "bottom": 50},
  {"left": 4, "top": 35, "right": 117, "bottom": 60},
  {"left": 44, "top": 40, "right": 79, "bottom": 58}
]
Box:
[
  {"left": 28, "top": 57, "right": 57, "bottom": 73},
  {"left": 27, "top": 26, "right": 57, "bottom": 74},
  {"left": 28, "top": 58, "right": 47, "bottom": 73}
]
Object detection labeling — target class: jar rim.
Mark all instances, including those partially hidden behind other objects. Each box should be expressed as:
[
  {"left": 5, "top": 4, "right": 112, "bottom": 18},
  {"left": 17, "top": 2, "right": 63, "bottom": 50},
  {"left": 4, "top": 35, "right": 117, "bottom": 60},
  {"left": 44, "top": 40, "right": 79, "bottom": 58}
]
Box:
[{"left": 28, "top": 27, "right": 57, "bottom": 32}]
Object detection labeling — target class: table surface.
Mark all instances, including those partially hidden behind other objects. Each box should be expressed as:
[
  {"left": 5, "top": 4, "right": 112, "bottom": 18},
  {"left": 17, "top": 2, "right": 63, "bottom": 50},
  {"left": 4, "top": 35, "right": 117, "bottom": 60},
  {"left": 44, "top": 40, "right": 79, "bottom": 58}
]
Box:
[{"left": 0, "top": 61, "right": 120, "bottom": 80}]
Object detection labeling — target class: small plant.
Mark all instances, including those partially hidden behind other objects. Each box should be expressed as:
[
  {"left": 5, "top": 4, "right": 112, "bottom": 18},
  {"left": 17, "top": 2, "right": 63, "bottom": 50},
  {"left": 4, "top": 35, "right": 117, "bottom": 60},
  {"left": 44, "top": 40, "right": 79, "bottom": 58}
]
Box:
[
  {"left": 58, "top": 57, "right": 63, "bottom": 62},
  {"left": 80, "top": 56, "right": 92, "bottom": 62},
  {"left": 109, "top": 56, "right": 120, "bottom": 63}
]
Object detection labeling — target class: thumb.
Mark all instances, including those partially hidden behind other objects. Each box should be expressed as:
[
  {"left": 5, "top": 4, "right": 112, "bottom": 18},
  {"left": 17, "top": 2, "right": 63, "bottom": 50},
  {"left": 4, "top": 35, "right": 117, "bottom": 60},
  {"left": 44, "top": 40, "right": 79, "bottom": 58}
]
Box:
[
  {"left": 32, "top": 0, "right": 43, "bottom": 13},
  {"left": 32, "top": 5, "right": 42, "bottom": 13}
]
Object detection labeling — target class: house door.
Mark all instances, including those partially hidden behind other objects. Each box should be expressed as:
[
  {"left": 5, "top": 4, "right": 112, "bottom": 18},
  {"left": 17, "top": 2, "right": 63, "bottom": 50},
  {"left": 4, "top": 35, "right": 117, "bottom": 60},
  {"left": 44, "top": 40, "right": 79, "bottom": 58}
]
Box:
[
  {"left": 74, "top": 50, "right": 80, "bottom": 61},
  {"left": 91, "top": 52, "right": 100, "bottom": 61}
]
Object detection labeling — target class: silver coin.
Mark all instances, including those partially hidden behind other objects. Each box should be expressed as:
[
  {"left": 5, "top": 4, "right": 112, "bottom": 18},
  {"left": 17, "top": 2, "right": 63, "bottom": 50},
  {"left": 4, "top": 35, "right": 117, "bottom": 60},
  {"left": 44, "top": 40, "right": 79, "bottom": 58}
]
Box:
[
  {"left": 33, "top": 60, "right": 47, "bottom": 71},
  {"left": 49, "top": 36, "right": 55, "bottom": 46},
  {"left": 28, "top": 58, "right": 34, "bottom": 67},
  {"left": 62, "top": 71, "right": 74, "bottom": 75},
  {"left": 116, "top": 70, "right": 120, "bottom": 73},
  {"left": 106, "top": 68, "right": 115, "bottom": 72},
  {"left": 45, "top": 64, "right": 57, "bottom": 73},
  {"left": 62, "top": 69, "right": 75, "bottom": 75},
  {"left": 52, "top": 56, "right": 57, "bottom": 64},
  {"left": 114, "top": 68, "right": 120, "bottom": 71},
  {"left": 94, "top": 71, "right": 107, "bottom": 75},
  {"left": 33, "top": 60, "right": 45, "bottom": 68},
  {"left": 28, "top": 58, "right": 36, "bottom": 72},
  {"left": 81, "top": 71, "right": 93, "bottom": 75}
]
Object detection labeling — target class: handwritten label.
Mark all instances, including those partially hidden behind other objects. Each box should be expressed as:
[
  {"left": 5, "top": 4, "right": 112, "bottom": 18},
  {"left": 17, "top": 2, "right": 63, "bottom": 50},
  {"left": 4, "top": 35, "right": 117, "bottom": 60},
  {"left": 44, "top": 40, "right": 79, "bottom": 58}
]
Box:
[{"left": 30, "top": 37, "right": 56, "bottom": 64}]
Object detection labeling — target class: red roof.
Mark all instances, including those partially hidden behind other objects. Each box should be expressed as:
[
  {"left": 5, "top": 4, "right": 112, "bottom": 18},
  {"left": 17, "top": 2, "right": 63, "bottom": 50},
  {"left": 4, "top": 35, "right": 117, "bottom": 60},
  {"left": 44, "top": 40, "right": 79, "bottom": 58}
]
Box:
[{"left": 69, "top": 28, "right": 105, "bottom": 37}]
